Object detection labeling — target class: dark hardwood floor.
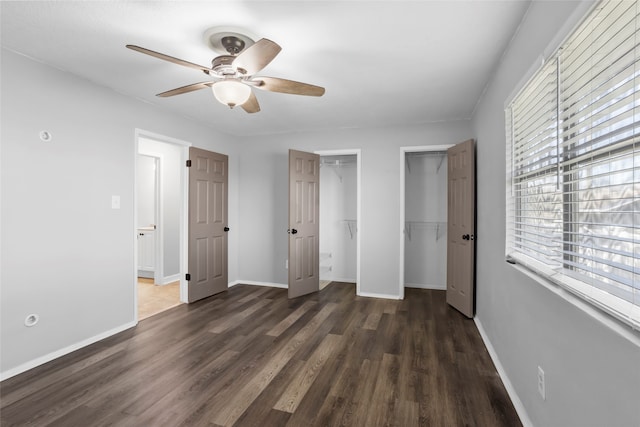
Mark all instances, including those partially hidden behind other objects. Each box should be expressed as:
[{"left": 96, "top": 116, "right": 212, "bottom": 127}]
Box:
[{"left": 0, "top": 283, "right": 522, "bottom": 427}]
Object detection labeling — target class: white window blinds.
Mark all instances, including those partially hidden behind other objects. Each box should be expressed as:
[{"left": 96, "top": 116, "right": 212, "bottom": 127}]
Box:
[{"left": 506, "top": 0, "right": 640, "bottom": 329}]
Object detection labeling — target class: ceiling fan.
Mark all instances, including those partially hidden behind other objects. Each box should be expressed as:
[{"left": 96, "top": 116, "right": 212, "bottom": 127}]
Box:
[{"left": 126, "top": 31, "right": 325, "bottom": 114}]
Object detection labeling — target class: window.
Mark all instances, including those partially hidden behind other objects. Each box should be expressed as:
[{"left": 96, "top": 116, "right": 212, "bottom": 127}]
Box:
[{"left": 506, "top": 0, "right": 640, "bottom": 329}]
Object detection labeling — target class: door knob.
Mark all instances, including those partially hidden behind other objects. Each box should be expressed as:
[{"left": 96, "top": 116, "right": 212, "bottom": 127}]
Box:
[
  {"left": 462, "top": 234, "right": 470, "bottom": 240},
  {"left": 288, "top": 229, "right": 298, "bottom": 234},
  {"left": 224, "top": 227, "right": 230, "bottom": 232}
]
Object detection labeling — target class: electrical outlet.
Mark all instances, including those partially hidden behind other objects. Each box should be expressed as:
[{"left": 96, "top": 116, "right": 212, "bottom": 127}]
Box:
[{"left": 537, "top": 366, "right": 546, "bottom": 400}]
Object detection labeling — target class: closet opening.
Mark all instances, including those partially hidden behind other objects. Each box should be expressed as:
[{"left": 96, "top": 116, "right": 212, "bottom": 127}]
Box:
[
  {"left": 317, "top": 150, "right": 361, "bottom": 294},
  {"left": 399, "top": 146, "right": 452, "bottom": 299}
]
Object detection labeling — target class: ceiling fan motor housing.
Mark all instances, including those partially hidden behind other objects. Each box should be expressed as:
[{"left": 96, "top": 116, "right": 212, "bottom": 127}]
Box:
[{"left": 210, "top": 55, "right": 246, "bottom": 77}]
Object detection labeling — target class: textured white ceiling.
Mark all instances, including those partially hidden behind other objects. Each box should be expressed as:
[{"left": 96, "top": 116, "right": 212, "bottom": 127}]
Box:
[{"left": 0, "top": 1, "right": 530, "bottom": 136}]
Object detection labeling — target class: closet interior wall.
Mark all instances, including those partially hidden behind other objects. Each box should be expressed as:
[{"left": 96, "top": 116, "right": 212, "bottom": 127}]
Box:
[
  {"left": 404, "top": 152, "right": 447, "bottom": 289},
  {"left": 319, "top": 155, "right": 357, "bottom": 284}
]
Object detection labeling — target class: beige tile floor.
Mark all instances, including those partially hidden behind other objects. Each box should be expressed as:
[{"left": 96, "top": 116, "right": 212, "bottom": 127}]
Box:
[{"left": 137, "top": 278, "right": 181, "bottom": 320}]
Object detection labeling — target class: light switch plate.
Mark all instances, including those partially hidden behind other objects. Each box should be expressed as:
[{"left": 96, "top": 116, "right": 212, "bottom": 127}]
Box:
[{"left": 111, "top": 195, "right": 121, "bottom": 209}]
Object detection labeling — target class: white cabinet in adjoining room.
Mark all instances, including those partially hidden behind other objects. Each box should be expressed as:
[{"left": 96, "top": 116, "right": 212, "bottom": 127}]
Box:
[{"left": 137, "top": 227, "right": 155, "bottom": 278}]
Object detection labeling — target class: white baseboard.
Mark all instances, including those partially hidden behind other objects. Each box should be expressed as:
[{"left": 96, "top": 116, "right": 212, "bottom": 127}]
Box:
[
  {"left": 229, "top": 280, "right": 287, "bottom": 289},
  {"left": 322, "top": 277, "right": 356, "bottom": 283},
  {"left": 357, "top": 291, "right": 402, "bottom": 300},
  {"left": 0, "top": 320, "right": 137, "bottom": 381},
  {"left": 404, "top": 283, "right": 446, "bottom": 290},
  {"left": 474, "top": 317, "right": 533, "bottom": 427},
  {"left": 159, "top": 273, "right": 180, "bottom": 285}
]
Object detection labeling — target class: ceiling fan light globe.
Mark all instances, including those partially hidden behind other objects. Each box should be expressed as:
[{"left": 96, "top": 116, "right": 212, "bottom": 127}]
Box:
[{"left": 212, "top": 80, "right": 251, "bottom": 108}]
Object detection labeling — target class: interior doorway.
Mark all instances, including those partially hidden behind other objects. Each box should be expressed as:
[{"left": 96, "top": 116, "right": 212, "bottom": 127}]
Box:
[
  {"left": 399, "top": 145, "right": 453, "bottom": 299},
  {"left": 136, "top": 154, "right": 158, "bottom": 281},
  {"left": 316, "top": 149, "right": 361, "bottom": 294},
  {"left": 134, "top": 130, "right": 190, "bottom": 321}
]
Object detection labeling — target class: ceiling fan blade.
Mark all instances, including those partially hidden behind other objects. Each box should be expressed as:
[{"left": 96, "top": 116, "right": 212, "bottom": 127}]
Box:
[
  {"left": 241, "top": 91, "right": 260, "bottom": 113},
  {"left": 232, "top": 39, "right": 282, "bottom": 75},
  {"left": 253, "top": 76, "right": 325, "bottom": 97},
  {"left": 126, "top": 45, "right": 210, "bottom": 73},
  {"left": 156, "top": 82, "right": 213, "bottom": 97}
]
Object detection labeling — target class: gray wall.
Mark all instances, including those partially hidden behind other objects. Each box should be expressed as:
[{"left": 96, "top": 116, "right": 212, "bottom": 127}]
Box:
[
  {"left": 471, "top": 1, "right": 640, "bottom": 426},
  {"left": 136, "top": 155, "right": 156, "bottom": 229},
  {"left": 235, "top": 123, "right": 472, "bottom": 296},
  {"left": 0, "top": 49, "right": 239, "bottom": 376}
]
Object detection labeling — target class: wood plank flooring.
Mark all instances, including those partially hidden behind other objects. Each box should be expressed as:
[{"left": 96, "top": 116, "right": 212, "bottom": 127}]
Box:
[{"left": 0, "top": 283, "right": 522, "bottom": 427}]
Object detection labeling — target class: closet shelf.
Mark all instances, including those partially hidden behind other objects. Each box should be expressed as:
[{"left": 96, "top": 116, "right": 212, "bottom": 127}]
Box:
[
  {"left": 321, "top": 157, "right": 356, "bottom": 182},
  {"left": 405, "top": 151, "right": 446, "bottom": 174},
  {"left": 404, "top": 221, "right": 447, "bottom": 241},
  {"left": 342, "top": 220, "right": 357, "bottom": 240}
]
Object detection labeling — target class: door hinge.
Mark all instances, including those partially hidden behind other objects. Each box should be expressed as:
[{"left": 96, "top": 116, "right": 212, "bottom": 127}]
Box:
[
  {"left": 185, "top": 273, "right": 191, "bottom": 281},
  {"left": 186, "top": 160, "right": 192, "bottom": 167}
]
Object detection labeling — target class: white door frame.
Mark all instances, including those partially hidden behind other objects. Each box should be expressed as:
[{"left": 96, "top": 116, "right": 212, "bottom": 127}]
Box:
[
  {"left": 399, "top": 145, "right": 453, "bottom": 300},
  {"left": 315, "top": 149, "right": 362, "bottom": 295},
  {"left": 134, "top": 129, "right": 191, "bottom": 322}
]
